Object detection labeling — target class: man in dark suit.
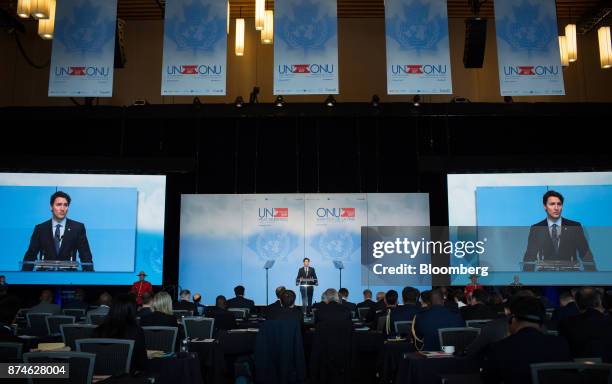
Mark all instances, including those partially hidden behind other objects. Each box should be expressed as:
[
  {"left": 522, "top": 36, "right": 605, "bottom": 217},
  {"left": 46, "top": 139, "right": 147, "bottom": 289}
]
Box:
[
  {"left": 549, "top": 290, "right": 579, "bottom": 330},
  {"left": 295, "top": 258, "right": 318, "bottom": 314},
  {"left": 264, "top": 286, "right": 285, "bottom": 317},
  {"left": 206, "top": 295, "right": 237, "bottom": 332},
  {"left": 481, "top": 296, "right": 571, "bottom": 384},
  {"left": 22, "top": 191, "right": 93, "bottom": 271},
  {"left": 413, "top": 289, "right": 465, "bottom": 351},
  {"left": 460, "top": 288, "right": 499, "bottom": 321},
  {"left": 558, "top": 287, "right": 612, "bottom": 359},
  {"left": 523, "top": 190, "right": 595, "bottom": 271},
  {"left": 173, "top": 289, "right": 196, "bottom": 315},
  {"left": 390, "top": 286, "right": 421, "bottom": 331},
  {"left": 266, "top": 290, "right": 304, "bottom": 327},
  {"left": 314, "top": 289, "right": 352, "bottom": 324},
  {"left": 338, "top": 287, "right": 357, "bottom": 316},
  {"left": 227, "top": 285, "right": 255, "bottom": 312}
]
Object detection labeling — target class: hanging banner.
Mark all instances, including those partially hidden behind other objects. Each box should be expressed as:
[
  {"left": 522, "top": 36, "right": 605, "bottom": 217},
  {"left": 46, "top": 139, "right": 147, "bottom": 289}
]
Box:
[
  {"left": 161, "top": 0, "right": 227, "bottom": 95},
  {"left": 494, "top": 0, "right": 565, "bottom": 96},
  {"left": 274, "top": 0, "right": 339, "bottom": 95},
  {"left": 385, "top": 0, "right": 452, "bottom": 94},
  {"left": 48, "top": 0, "right": 117, "bottom": 97}
]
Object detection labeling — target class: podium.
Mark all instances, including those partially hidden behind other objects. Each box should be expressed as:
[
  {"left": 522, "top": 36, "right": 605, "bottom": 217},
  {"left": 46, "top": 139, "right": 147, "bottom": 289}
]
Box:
[
  {"left": 521, "top": 259, "right": 593, "bottom": 272},
  {"left": 297, "top": 277, "right": 317, "bottom": 314},
  {"left": 21, "top": 260, "right": 93, "bottom": 271}
]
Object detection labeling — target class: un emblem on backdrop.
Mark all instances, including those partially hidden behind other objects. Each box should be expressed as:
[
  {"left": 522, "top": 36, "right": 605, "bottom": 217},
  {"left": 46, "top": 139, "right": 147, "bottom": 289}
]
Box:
[
  {"left": 56, "top": 1, "right": 114, "bottom": 54},
  {"left": 389, "top": 2, "right": 444, "bottom": 52},
  {"left": 167, "top": 1, "right": 223, "bottom": 52},
  {"left": 498, "top": 3, "right": 554, "bottom": 53},
  {"left": 278, "top": 1, "right": 335, "bottom": 51},
  {"left": 248, "top": 231, "right": 299, "bottom": 261},
  {"left": 311, "top": 230, "right": 355, "bottom": 262}
]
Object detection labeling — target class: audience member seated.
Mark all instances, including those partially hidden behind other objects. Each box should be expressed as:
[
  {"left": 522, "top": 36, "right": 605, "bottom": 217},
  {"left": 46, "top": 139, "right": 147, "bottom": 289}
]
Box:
[
  {"left": 92, "top": 293, "right": 148, "bottom": 373},
  {"left": 549, "top": 291, "right": 579, "bottom": 330},
  {"left": 173, "top": 289, "right": 196, "bottom": 315},
  {"left": 227, "top": 285, "right": 256, "bottom": 312},
  {"left": 481, "top": 296, "right": 571, "bottom": 384},
  {"left": 446, "top": 288, "right": 466, "bottom": 311},
  {"left": 206, "top": 296, "right": 237, "bottom": 332},
  {"left": 379, "top": 290, "right": 400, "bottom": 336},
  {"left": 63, "top": 288, "right": 88, "bottom": 312},
  {"left": 390, "top": 286, "right": 421, "bottom": 331},
  {"left": 137, "top": 292, "right": 154, "bottom": 318},
  {"left": 264, "top": 286, "right": 285, "bottom": 317},
  {"left": 356, "top": 289, "right": 376, "bottom": 314},
  {"left": 413, "top": 289, "right": 465, "bottom": 351},
  {"left": 266, "top": 290, "right": 304, "bottom": 328},
  {"left": 338, "top": 287, "right": 357, "bottom": 315},
  {"left": 87, "top": 292, "right": 112, "bottom": 318},
  {"left": 558, "top": 287, "right": 612, "bottom": 360},
  {"left": 139, "top": 292, "right": 178, "bottom": 328},
  {"left": 365, "top": 291, "right": 387, "bottom": 324},
  {"left": 29, "top": 289, "right": 61, "bottom": 315},
  {"left": 314, "top": 289, "right": 352, "bottom": 324},
  {"left": 193, "top": 293, "right": 206, "bottom": 316},
  {"left": 460, "top": 289, "right": 498, "bottom": 321}
]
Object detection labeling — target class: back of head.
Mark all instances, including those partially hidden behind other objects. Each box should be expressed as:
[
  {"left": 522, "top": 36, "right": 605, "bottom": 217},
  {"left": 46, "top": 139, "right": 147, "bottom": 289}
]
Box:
[
  {"left": 385, "top": 290, "right": 398, "bottom": 306},
  {"left": 376, "top": 291, "right": 385, "bottom": 302},
  {"left": 40, "top": 289, "right": 53, "bottom": 304},
  {"left": 275, "top": 286, "right": 286, "bottom": 299},
  {"left": 559, "top": 291, "right": 574, "bottom": 306},
  {"left": 402, "top": 286, "right": 420, "bottom": 305},
  {"left": 431, "top": 289, "right": 444, "bottom": 306},
  {"left": 97, "top": 293, "right": 137, "bottom": 338},
  {"left": 141, "top": 292, "right": 153, "bottom": 306},
  {"left": 280, "top": 290, "right": 296, "bottom": 308},
  {"left": 338, "top": 288, "right": 349, "bottom": 299},
  {"left": 363, "top": 289, "right": 372, "bottom": 300},
  {"left": 216, "top": 295, "right": 227, "bottom": 309},
  {"left": 152, "top": 292, "right": 173, "bottom": 315},
  {"left": 180, "top": 289, "right": 191, "bottom": 301},
  {"left": 421, "top": 290, "right": 432, "bottom": 307},
  {"left": 193, "top": 293, "right": 201, "bottom": 303},
  {"left": 471, "top": 289, "right": 489, "bottom": 305},
  {"left": 234, "top": 285, "right": 245, "bottom": 296},
  {"left": 323, "top": 288, "right": 340, "bottom": 304},
  {"left": 509, "top": 296, "right": 545, "bottom": 327},
  {"left": 575, "top": 287, "right": 602, "bottom": 311},
  {"left": 99, "top": 292, "right": 112, "bottom": 306}
]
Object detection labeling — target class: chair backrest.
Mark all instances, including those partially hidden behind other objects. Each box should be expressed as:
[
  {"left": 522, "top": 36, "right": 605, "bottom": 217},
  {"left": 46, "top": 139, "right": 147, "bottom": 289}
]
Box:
[
  {"left": 376, "top": 314, "right": 388, "bottom": 332},
  {"left": 60, "top": 324, "right": 97, "bottom": 351},
  {"left": 142, "top": 326, "right": 178, "bottom": 353},
  {"left": 228, "top": 308, "right": 249, "bottom": 319},
  {"left": 182, "top": 316, "right": 214, "bottom": 339},
  {"left": 465, "top": 319, "right": 493, "bottom": 328},
  {"left": 255, "top": 320, "right": 306, "bottom": 384},
  {"left": 172, "top": 310, "right": 191, "bottom": 318},
  {"left": 62, "top": 308, "right": 86, "bottom": 319},
  {"left": 46, "top": 315, "right": 75, "bottom": 336},
  {"left": 26, "top": 312, "right": 53, "bottom": 336},
  {"left": 531, "top": 362, "right": 612, "bottom": 384},
  {"left": 87, "top": 313, "right": 107, "bottom": 325},
  {"left": 438, "top": 327, "right": 481, "bottom": 354},
  {"left": 357, "top": 307, "right": 370, "bottom": 321},
  {"left": 545, "top": 330, "right": 559, "bottom": 336},
  {"left": 75, "top": 338, "right": 134, "bottom": 375},
  {"left": 23, "top": 351, "right": 95, "bottom": 384},
  {"left": 394, "top": 321, "right": 413, "bottom": 335},
  {"left": 0, "top": 342, "right": 23, "bottom": 360}
]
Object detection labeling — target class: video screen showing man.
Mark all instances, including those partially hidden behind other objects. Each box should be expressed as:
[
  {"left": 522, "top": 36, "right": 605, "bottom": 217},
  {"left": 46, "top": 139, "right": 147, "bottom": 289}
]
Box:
[
  {"left": 523, "top": 190, "right": 595, "bottom": 272},
  {"left": 21, "top": 191, "right": 94, "bottom": 271}
]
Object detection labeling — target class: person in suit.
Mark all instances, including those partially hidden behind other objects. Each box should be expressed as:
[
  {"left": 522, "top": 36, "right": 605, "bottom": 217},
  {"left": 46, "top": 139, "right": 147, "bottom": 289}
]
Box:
[
  {"left": 136, "top": 291, "right": 154, "bottom": 318},
  {"left": 86, "top": 292, "right": 112, "bottom": 318},
  {"left": 356, "top": 289, "right": 376, "bottom": 311},
  {"left": 206, "top": 295, "right": 237, "bottom": 333},
  {"left": 173, "top": 289, "right": 196, "bottom": 315},
  {"left": 264, "top": 286, "right": 285, "bottom": 317},
  {"left": 29, "top": 289, "right": 61, "bottom": 315},
  {"left": 378, "top": 290, "right": 400, "bottom": 336},
  {"left": 413, "top": 289, "right": 465, "bottom": 351},
  {"left": 93, "top": 293, "right": 148, "bottom": 373},
  {"left": 390, "top": 287, "right": 421, "bottom": 334},
  {"left": 227, "top": 285, "right": 255, "bottom": 313},
  {"left": 266, "top": 290, "right": 304, "bottom": 329},
  {"left": 338, "top": 287, "right": 357, "bottom": 317},
  {"left": 460, "top": 289, "right": 499, "bottom": 321},
  {"left": 139, "top": 291, "right": 179, "bottom": 328},
  {"left": 481, "top": 296, "right": 571, "bottom": 384},
  {"left": 295, "top": 258, "right": 318, "bottom": 314},
  {"left": 314, "top": 289, "right": 352, "bottom": 324},
  {"left": 365, "top": 291, "right": 387, "bottom": 324},
  {"left": 549, "top": 290, "right": 579, "bottom": 330},
  {"left": 22, "top": 191, "right": 94, "bottom": 271},
  {"left": 193, "top": 293, "right": 206, "bottom": 316},
  {"left": 130, "top": 271, "right": 153, "bottom": 306},
  {"left": 523, "top": 190, "right": 596, "bottom": 271},
  {"left": 558, "top": 287, "right": 612, "bottom": 359}
]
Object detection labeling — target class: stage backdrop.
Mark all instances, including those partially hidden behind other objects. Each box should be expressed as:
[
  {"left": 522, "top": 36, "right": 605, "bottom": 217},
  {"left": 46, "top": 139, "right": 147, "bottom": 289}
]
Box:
[
  {"left": 273, "top": 0, "right": 339, "bottom": 95},
  {"left": 494, "top": 0, "right": 565, "bottom": 96},
  {"left": 161, "top": 0, "right": 227, "bottom": 95},
  {"left": 385, "top": 0, "right": 452, "bottom": 94},
  {"left": 179, "top": 193, "right": 430, "bottom": 305},
  {"left": 48, "top": 0, "right": 118, "bottom": 97}
]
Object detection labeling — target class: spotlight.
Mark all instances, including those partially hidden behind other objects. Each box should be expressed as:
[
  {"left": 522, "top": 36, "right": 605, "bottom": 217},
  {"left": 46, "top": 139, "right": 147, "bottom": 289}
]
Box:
[
  {"left": 193, "top": 97, "right": 201, "bottom": 105},
  {"left": 274, "top": 95, "right": 285, "bottom": 107},
  {"left": 324, "top": 95, "right": 336, "bottom": 107},
  {"left": 413, "top": 95, "right": 421, "bottom": 107},
  {"left": 371, "top": 94, "right": 380, "bottom": 107},
  {"left": 450, "top": 96, "right": 471, "bottom": 103},
  {"left": 249, "top": 86, "right": 260, "bottom": 104},
  {"left": 235, "top": 96, "right": 244, "bottom": 108},
  {"left": 503, "top": 96, "right": 514, "bottom": 103},
  {"left": 133, "top": 99, "right": 149, "bottom": 106}
]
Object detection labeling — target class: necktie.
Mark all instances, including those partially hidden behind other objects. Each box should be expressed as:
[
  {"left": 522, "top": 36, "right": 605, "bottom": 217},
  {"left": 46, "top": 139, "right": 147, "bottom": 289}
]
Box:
[
  {"left": 305, "top": 267, "right": 308, "bottom": 276},
  {"left": 551, "top": 224, "right": 559, "bottom": 253},
  {"left": 54, "top": 224, "right": 62, "bottom": 255}
]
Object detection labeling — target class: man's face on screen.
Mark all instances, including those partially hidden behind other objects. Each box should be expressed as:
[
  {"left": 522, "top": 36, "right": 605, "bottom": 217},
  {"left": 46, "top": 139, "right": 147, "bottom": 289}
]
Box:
[
  {"left": 544, "top": 196, "right": 563, "bottom": 220},
  {"left": 304, "top": 259, "right": 310, "bottom": 267},
  {"left": 51, "top": 197, "right": 69, "bottom": 221}
]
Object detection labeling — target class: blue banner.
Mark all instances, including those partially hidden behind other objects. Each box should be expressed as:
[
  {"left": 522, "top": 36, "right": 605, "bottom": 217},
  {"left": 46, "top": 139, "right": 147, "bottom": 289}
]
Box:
[
  {"left": 161, "top": 0, "right": 227, "bottom": 95},
  {"left": 494, "top": 0, "right": 565, "bottom": 96},
  {"left": 48, "top": 0, "right": 117, "bottom": 97},
  {"left": 385, "top": 0, "right": 452, "bottom": 94},
  {"left": 274, "top": 0, "right": 339, "bottom": 95}
]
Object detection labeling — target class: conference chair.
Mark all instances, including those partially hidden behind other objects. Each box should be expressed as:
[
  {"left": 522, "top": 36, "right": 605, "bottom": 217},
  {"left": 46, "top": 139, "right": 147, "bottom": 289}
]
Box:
[
  {"left": 0, "top": 342, "right": 23, "bottom": 361},
  {"left": 182, "top": 316, "right": 215, "bottom": 339},
  {"left": 46, "top": 315, "right": 75, "bottom": 336},
  {"left": 87, "top": 313, "right": 107, "bottom": 326},
  {"left": 62, "top": 308, "right": 86, "bottom": 321},
  {"left": 465, "top": 319, "right": 493, "bottom": 329},
  {"left": 172, "top": 309, "right": 192, "bottom": 318},
  {"left": 255, "top": 320, "right": 306, "bottom": 384},
  {"left": 394, "top": 321, "right": 413, "bottom": 336},
  {"left": 438, "top": 327, "right": 481, "bottom": 354},
  {"left": 26, "top": 312, "right": 53, "bottom": 336},
  {"left": 76, "top": 338, "right": 134, "bottom": 375},
  {"left": 23, "top": 351, "right": 95, "bottom": 384},
  {"left": 60, "top": 324, "right": 97, "bottom": 351},
  {"left": 545, "top": 330, "right": 559, "bottom": 336},
  {"left": 376, "top": 315, "right": 388, "bottom": 332},
  {"left": 142, "top": 326, "right": 178, "bottom": 353},
  {"left": 530, "top": 362, "right": 612, "bottom": 384},
  {"left": 228, "top": 308, "right": 249, "bottom": 319},
  {"left": 357, "top": 307, "right": 370, "bottom": 321}
]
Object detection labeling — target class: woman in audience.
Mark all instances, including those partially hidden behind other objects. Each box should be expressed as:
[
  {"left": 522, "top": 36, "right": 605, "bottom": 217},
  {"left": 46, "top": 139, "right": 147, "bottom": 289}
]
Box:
[
  {"left": 139, "top": 291, "right": 179, "bottom": 328},
  {"left": 93, "top": 293, "right": 147, "bottom": 372}
]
